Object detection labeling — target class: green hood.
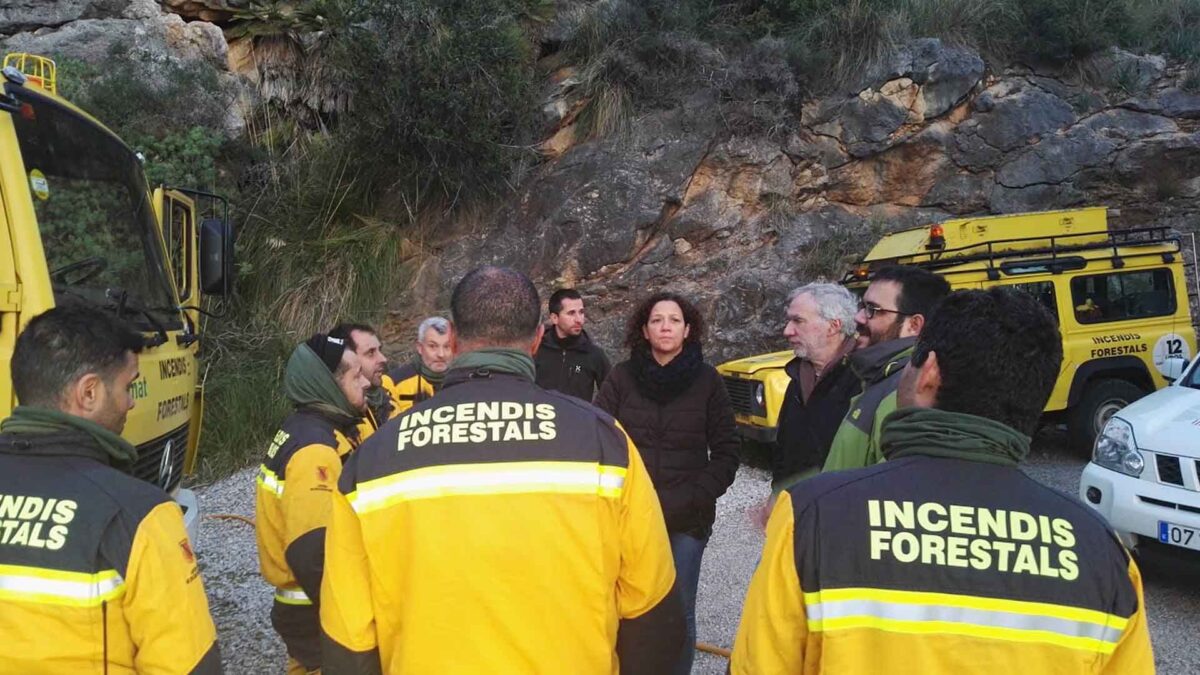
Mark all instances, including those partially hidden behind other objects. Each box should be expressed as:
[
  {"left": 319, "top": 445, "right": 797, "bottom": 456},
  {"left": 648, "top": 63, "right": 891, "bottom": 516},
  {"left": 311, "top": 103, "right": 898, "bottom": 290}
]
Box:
[
  {"left": 0, "top": 405, "right": 138, "bottom": 469},
  {"left": 449, "top": 348, "right": 536, "bottom": 381},
  {"left": 284, "top": 343, "right": 361, "bottom": 426},
  {"left": 880, "top": 406, "right": 1030, "bottom": 467}
]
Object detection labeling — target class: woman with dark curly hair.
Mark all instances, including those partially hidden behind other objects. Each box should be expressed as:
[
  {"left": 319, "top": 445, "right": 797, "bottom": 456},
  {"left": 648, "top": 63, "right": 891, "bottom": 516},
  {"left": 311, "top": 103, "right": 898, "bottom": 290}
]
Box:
[{"left": 595, "top": 291, "right": 739, "bottom": 674}]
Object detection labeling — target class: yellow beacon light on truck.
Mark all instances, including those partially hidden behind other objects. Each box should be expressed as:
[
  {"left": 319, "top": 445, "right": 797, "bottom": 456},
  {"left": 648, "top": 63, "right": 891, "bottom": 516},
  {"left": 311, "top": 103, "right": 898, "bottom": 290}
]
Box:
[{"left": 2, "top": 53, "right": 56, "bottom": 94}]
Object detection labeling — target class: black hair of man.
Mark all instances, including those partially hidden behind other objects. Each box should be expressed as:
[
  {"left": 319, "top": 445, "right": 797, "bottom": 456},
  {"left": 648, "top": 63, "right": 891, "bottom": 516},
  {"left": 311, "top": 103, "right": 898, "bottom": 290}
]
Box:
[
  {"left": 872, "top": 265, "right": 951, "bottom": 318},
  {"left": 911, "top": 288, "right": 1062, "bottom": 435},
  {"left": 451, "top": 266, "right": 541, "bottom": 346},
  {"left": 329, "top": 322, "right": 377, "bottom": 352},
  {"left": 12, "top": 304, "right": 145, "bottom": 408},
  {"left": 548, "top": 288, "right": 583, "bottom": 316}
]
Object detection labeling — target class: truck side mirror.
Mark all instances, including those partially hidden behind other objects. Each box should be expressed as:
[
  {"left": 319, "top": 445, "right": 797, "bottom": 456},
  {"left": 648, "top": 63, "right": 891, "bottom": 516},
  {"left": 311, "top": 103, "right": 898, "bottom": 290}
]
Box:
[
  {"left": 1163, "top": 356, "right": 1189, "bottom": 383},
  {"left": 199, "top": 217, "right": 234, "bottom": 296}
]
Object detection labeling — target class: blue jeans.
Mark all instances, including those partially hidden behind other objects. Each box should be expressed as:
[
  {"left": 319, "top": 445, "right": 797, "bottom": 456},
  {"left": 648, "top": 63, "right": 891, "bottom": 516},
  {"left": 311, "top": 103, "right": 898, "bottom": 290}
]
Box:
[{"left": 669, "top": 531, "right": 709, "bottom": 675}]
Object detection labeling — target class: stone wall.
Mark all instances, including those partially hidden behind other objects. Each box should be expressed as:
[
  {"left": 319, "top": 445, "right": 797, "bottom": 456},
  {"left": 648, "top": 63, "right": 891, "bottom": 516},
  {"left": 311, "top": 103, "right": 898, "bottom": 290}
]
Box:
[{"left": 426, "top": 40, "right": 1200, "bottom": 364}]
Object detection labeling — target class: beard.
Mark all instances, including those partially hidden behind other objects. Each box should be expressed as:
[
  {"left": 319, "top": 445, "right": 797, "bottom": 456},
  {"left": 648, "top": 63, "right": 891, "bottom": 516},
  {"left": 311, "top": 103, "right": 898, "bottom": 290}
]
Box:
[
  {"left": 860, "top": 318, "right": 904, "bottom": 347},
  {"left": 96, "top": 401, "right": 129, "bottom": 435}
]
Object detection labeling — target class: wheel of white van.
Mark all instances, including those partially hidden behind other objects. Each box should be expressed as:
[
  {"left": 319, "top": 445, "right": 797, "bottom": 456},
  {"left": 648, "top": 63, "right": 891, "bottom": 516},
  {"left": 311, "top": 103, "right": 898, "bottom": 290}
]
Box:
[{"left": 1068, "top": 379, "right": 1146, "bottom": 456}]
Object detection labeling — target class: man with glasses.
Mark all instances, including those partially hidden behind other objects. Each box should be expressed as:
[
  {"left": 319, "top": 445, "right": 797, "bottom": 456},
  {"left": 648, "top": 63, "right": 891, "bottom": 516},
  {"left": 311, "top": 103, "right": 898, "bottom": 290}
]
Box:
[{"left": 823, "top": 265, "right": 950, "bottom": 472}]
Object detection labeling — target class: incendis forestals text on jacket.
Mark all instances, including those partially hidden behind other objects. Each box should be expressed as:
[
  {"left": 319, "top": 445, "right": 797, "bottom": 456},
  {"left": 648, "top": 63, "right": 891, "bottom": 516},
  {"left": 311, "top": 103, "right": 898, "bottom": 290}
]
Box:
[
  {"left": 0, "top": 432, "right": 221, "bottom": 674},
  {"left": 321, "top": 366, "right": 683, "bottom": 675}
]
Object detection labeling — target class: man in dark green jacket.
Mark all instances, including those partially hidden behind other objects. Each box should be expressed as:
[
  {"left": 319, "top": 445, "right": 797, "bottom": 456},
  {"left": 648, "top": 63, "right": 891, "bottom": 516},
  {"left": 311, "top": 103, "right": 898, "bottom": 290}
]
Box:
[{"left": 823, "top": 265, "right": 949, "bottom": 472}]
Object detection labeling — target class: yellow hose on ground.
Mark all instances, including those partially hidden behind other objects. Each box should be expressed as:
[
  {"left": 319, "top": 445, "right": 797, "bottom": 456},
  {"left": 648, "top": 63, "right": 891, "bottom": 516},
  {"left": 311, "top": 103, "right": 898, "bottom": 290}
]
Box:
[
  {"left": 697, "top": 641, "right": 732, "bottom": 658},
  {"left": 206, "top": 513, "right": 256, "bottom": 527}
]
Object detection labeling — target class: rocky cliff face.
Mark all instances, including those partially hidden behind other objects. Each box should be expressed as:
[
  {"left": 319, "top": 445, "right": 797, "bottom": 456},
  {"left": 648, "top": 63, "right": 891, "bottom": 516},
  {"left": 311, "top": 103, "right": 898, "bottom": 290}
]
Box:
[
  {"left": 429, "top": 40, "right": 1200, "bottom": 364},
  {"left": 0, "top": 0, "right": 227, "bottom": 66},
  {"left": 4, "top": 3, "right": 1198, "bottom": 365}
]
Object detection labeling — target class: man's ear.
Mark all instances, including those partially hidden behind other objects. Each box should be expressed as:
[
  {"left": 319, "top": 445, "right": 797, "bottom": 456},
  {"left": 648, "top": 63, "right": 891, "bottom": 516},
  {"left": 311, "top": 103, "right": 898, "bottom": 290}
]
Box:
[
  {"left": 450, "top": 328, "right": 461, "bottom": 357},
  {"left": 828, "top": 319, "right": 843, "bottom": 339},
  {"left": 64, "top": 373, "right": 103, "bottom": 417},
  {"left": 530, "top": 324, "right": 546, "bottom": 355},
  {"left": 903, "top": 313, "right": 926, "bottom": 338},
  {"left": 914, "top": 351, "right": 942, "bottom": 407}
]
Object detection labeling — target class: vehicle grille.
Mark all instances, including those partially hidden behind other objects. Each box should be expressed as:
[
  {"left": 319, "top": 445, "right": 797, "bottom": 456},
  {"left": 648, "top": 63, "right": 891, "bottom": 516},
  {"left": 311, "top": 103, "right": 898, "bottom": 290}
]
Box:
[
  {"left": 1155, "top": 454, "right": 1184, "bottom": 486},
  {"left": 1139, "top": 495, "right": 1200, "bottom": 515},
  {"left": 133, "top": 425, "right": 189, "bottom": 493},
  {"left": 723, "top": 377, "right": 756, "bottom": 416}
]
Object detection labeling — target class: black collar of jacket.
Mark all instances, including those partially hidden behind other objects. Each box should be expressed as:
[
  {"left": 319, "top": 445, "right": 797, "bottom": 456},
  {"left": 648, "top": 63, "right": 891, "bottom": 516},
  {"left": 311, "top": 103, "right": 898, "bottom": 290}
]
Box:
[
  {"left": 0, "top": 430, "right": 114, "bottom": 466},
  {"left": 442, "top": 367, "right": 532, "bottom": 389},
  {"left": 848, "top": 335, "right": 917, "bottom": 382},
  {"left": 784, "top": 352, "right": 850, "bottom": 382},
  {"left": 539, "top": 326, "right": 593, "bottom": 352}
]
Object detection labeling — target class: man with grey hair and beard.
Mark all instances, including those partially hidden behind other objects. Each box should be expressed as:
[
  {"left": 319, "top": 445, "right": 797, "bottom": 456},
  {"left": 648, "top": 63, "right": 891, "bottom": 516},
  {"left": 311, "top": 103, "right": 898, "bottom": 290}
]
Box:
[
  {"left": 770, "top": 282, "right": 861, "bottom": 493},
  {"left": 387, "top": 317, "right": 453, "bottom": 415}
]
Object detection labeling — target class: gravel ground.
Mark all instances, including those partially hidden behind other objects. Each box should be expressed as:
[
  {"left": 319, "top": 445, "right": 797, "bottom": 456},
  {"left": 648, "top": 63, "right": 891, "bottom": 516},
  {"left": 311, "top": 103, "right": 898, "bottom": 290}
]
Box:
[
  {"left": 195, "top": 437, "right": 1200, "bottom": 674},
  {"left": 194, "top": 466, "right": 285, "bottom": 673}
]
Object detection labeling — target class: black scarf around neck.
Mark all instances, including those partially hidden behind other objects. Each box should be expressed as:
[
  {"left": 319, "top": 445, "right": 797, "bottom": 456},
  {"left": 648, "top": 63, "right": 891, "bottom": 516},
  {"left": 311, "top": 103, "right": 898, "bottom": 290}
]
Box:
[{"left": 631, "top": 341, "right": 705, "bottom": 403}]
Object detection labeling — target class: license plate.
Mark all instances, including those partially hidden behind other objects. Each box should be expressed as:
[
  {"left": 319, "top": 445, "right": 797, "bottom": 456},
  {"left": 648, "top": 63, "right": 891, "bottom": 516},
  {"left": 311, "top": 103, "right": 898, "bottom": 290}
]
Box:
[{"left": 1158, "top": 521, "right": 1200, "bottom": 551}]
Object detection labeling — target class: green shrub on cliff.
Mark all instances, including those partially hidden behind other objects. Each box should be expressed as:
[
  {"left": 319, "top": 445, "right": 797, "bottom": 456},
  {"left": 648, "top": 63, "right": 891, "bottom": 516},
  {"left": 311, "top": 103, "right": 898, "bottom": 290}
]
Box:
[{"left": 331, "top": 0, "right": 541, "bottom": 205}]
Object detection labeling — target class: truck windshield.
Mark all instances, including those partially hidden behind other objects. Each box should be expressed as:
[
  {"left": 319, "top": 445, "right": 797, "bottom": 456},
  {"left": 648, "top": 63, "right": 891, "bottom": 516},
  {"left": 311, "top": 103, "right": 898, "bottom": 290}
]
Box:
[{"left": 7, "top": 83, "right": 180, "bottom": 330}]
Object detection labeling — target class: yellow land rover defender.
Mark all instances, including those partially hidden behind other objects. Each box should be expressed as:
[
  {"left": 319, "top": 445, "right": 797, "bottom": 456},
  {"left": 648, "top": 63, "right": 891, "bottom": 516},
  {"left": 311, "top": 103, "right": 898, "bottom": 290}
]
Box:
[
  {"left": 0, "top": 54, "right": 235, "bottom": 538},
  {"left": 718, "top": 207, "right": 1197, "bottom": 454}
]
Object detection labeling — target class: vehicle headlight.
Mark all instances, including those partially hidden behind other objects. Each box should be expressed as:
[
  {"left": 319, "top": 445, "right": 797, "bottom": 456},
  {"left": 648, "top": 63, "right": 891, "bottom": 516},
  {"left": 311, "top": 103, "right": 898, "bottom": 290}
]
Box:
[
  {"left": 754, "top": 383, "right": 765, "bottom": 409},
  {"left": 1093, "top": 417, "right": 1144, "bottom": 477}
]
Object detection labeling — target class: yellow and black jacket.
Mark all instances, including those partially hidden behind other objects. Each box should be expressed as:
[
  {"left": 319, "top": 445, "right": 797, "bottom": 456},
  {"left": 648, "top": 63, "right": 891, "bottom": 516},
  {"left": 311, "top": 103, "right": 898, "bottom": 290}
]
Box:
[
  {"left": 358, "top": 388, "right": 400, "bottom": 443},
  {"left": 732, "top": 452, "right": 1154, "bottom": 674},
  {"left": 321, "top": 366, "right": 684, "bottom": 675},
  {"left": 383, "top": 362, "right": 438, "bottom": 415},
  {"left": 0, "top": 431, "right": 221, "bottom": 674},
  {"left": 256, "top": 409, "right": 360, "bottom": 669}
]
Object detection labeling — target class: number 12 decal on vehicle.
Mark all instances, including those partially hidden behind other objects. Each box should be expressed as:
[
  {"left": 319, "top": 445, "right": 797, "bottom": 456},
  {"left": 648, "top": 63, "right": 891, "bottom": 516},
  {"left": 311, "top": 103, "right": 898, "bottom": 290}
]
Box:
[{"left": 1153, "top": 333, "right": 1192, "bottom": 378}]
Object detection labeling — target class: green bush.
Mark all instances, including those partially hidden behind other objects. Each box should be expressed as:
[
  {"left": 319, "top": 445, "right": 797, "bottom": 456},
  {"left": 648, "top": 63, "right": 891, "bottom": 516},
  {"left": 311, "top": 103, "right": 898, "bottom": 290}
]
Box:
[
  {"left": 1015, "top": 0, "right": 1133, "bottom": 62},
  {"left": 330, "top": 0, "right": 541, "bottom": 205},
  {"left": 1126, "top": 0, "right": 1200, "bottom": 61},
  {"left": 55, "top": 55, "right": 234, "bottom": 191}
]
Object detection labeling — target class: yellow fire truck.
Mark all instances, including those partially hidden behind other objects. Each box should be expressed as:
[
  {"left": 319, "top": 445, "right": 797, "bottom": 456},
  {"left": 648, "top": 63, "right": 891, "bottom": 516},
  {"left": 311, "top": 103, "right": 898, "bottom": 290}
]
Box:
[
  {"left": 718, "top": 207, "right": 1197, "bottom": 454},
  {"left": 0, "top": 54, "right": 234, "bottom": 538}
]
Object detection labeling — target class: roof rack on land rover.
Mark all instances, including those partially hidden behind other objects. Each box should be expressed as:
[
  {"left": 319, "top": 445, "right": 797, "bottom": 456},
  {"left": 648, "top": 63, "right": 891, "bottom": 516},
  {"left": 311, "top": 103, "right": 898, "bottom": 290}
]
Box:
[{"left": 841, "top": 226, "right": 1181, "bottom": 284}]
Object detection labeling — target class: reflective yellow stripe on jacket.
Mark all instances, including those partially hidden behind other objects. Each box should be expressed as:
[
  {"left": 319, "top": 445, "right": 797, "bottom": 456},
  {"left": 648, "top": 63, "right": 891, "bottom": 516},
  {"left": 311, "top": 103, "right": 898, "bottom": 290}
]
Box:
[
  {"left": 275, "top": 586, "right": 313, "bottom": 606},
  {"left": 805, "top": 587, "right": 1129, "bottom": 655},
  {"left": 258, "top": 464, "right": 284, "bottom": 497},
  {"left": 0, "top": 563, "right": 124, "bottom": 607},
  {"left": 347, "top": 461, "right": 628, "bottom": 514}
]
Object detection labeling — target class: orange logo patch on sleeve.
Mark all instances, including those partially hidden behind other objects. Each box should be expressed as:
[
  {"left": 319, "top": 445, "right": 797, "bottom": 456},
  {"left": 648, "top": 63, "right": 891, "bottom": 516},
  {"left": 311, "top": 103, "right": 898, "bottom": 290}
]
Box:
[
  {"left": 317, "top": 466, "right": 330, "bottom": 482},
  {"left": 180, "top": 539, "right": 196, "bottom": 564}
]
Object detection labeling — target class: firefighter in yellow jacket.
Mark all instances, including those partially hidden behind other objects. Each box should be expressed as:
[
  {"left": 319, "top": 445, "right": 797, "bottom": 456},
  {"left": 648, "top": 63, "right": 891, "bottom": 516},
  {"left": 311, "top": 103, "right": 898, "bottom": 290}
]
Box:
[
  {"left": 0, "top": 306, "right": 220, "bottom": 674},
  {"left": 384, "top": 316, "right": 452, "bottom": 414},
  {"left": 731, "top": 288, "right": 1153, "bottom": 674},
  {"left": 256, "top": 333, "right": 370, "bottom": 674},
  {"left": 320, "top": 267, "right": 685, "bottom": 674}
]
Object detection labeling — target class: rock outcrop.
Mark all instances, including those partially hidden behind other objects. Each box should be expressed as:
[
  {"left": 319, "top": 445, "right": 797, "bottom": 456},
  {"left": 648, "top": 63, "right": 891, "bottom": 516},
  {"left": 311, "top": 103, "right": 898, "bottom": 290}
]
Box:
[
  {"left": 426, "top": 40, "right": 1200, "bottom": 364},
  {"left": 0, "top": 0, "right": 228, "bottom": 67},
  {"left": 3, "top": 1, "right": 1195, "bottom": 365}
]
